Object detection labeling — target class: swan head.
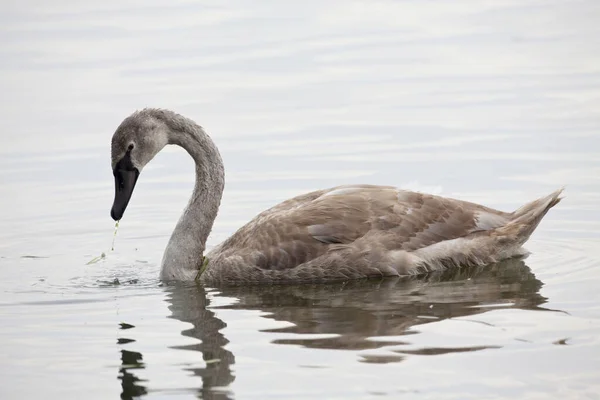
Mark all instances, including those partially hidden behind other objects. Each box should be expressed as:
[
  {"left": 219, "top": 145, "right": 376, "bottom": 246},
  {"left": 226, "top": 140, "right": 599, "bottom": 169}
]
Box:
[{"left": 110, "top": 109, "right": 169, "bottom": 220}]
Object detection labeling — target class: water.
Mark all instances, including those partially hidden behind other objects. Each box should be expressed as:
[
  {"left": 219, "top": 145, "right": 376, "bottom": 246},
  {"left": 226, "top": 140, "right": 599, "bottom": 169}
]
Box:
[{"left": 1, "top": 1, "right": 600, "bottom": 398}]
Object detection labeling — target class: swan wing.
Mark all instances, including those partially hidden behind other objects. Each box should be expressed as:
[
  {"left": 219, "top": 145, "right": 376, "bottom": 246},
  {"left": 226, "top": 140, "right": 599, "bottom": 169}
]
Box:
[{"left": 214, "top": 185, "right": 511, "bottom": 271}]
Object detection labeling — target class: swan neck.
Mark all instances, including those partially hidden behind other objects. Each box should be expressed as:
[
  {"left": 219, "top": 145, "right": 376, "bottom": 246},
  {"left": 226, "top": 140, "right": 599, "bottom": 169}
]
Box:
[{"left": 160, "top": 117, "right": 224, "bottom": 281}]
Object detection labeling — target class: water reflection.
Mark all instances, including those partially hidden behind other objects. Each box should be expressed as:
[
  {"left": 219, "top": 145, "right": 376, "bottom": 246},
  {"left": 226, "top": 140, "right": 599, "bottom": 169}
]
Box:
[
  {"left": 117, "top": 322, "right": 148, "bottom": 400},
  {"left": 118, "top": 349, "right": 147, "bottom": 400},
  {"left": 166, "top": 284, "right": 235, "bottom": 400},
  {"left": 216, "top": 258, "right": 547, "bottom": 354},
  {"left": 162, "top": 258, "right": 548, "bottom": 395}
]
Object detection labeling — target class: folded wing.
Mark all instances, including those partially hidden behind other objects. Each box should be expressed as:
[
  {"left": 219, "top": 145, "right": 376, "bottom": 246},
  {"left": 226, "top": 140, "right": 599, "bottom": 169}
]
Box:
[{"left": 216, "top": 185, "right": 512, "bottom": 271}]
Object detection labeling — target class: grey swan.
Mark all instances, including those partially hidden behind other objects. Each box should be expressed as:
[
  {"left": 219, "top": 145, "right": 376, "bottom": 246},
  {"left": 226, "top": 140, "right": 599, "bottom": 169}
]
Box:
[{"left": 110, "top": 108, "right": 563, "bottom": 284}]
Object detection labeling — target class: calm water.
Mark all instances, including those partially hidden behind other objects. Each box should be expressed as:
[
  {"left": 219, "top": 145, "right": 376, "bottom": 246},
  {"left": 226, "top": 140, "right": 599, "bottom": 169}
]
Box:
[{"left": 2, "top": 1, "right": 600, "bottom": 399}]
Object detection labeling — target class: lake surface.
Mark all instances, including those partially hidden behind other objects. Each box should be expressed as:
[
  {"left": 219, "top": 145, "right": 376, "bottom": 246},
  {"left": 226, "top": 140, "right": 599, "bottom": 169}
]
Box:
[{"left": 1, "top": 1, "right": 600, "bottom": 399}]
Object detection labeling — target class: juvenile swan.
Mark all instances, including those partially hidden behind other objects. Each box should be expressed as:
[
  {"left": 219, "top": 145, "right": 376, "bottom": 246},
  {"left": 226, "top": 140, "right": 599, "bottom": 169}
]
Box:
[{"left": 110, "top": 108, "right": 563, "bottom": 284}]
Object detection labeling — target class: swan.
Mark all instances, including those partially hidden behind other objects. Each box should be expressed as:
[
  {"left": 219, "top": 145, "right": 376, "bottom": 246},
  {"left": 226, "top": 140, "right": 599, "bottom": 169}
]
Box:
[{"left": 110, "top": 108, "right": 563, "bottom": 284}]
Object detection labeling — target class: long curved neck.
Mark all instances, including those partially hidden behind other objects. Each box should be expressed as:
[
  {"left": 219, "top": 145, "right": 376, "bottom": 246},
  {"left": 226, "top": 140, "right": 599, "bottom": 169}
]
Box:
[{"left": 159, "top": 114, "right": 225, "bottom": 280}]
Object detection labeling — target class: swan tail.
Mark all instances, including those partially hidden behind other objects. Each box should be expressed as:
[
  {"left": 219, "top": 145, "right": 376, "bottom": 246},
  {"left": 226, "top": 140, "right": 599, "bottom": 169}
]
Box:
[
  {"left": 499, "top": 188, "right": 564, "bottom": 245},
  {"left": 401, "top": 188, "right": 564, "bottom": 275}
]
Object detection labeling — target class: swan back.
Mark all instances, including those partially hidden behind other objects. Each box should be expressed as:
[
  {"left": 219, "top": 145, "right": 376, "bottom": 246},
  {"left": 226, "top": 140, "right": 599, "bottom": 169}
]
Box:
[{"left": 202, "top": 185, "right": 562, "bottom": 284}]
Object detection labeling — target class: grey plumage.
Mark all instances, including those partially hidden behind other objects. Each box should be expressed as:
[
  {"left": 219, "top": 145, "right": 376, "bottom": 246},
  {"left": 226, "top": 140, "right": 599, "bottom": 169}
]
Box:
[{"left": 110, "top": 108, "right": 563, "bottom": 285}]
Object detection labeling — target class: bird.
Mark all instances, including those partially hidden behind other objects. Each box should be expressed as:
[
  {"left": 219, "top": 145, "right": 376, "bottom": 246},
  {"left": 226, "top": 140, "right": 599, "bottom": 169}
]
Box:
[{"left": 110, "top": 108, "right": 563, "bottom": 285}]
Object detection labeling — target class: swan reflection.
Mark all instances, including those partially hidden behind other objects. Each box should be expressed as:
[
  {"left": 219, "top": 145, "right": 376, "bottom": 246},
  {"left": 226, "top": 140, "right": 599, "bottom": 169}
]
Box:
[
  {"left": 118, "top": 349, "right": 147, "bottom": 400},
  {"left": 166, "top": 284, "right": 235, "bottom": 399},
  {"left": 163, "top": 258, "right": 548, "bottom": 397}
]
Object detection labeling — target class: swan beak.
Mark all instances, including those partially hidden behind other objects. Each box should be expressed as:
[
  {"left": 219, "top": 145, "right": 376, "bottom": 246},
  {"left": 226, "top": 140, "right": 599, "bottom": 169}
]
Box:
[{"left": 111, "top": 167, "right": 139, "bottom": 220}]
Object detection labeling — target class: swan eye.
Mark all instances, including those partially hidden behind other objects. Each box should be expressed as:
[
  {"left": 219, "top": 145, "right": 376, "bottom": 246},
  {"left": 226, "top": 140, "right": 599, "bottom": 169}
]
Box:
[{"left": 127, "top": 143, "right": 134, "bottom": 151}]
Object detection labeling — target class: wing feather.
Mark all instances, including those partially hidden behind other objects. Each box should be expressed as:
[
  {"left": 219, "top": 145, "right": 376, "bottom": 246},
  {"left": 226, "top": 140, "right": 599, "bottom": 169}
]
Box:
[{"left": 215, "top": 185, "right": 511, "bottom": 272}]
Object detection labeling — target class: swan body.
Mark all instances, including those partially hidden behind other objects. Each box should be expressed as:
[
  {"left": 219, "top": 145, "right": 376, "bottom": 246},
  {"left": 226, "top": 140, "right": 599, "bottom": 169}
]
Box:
[{"left": 110, "top": 108, "right": 563, "bottom": 285}]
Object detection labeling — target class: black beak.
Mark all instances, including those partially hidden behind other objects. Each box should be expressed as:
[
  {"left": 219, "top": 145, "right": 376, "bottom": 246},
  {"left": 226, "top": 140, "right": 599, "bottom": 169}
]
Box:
[
  {"left": 110, "top": 152, "right": 139, "bottom": 220},
  {"left": 111, "top": 168, "right": 139, "bottom": 220}
]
